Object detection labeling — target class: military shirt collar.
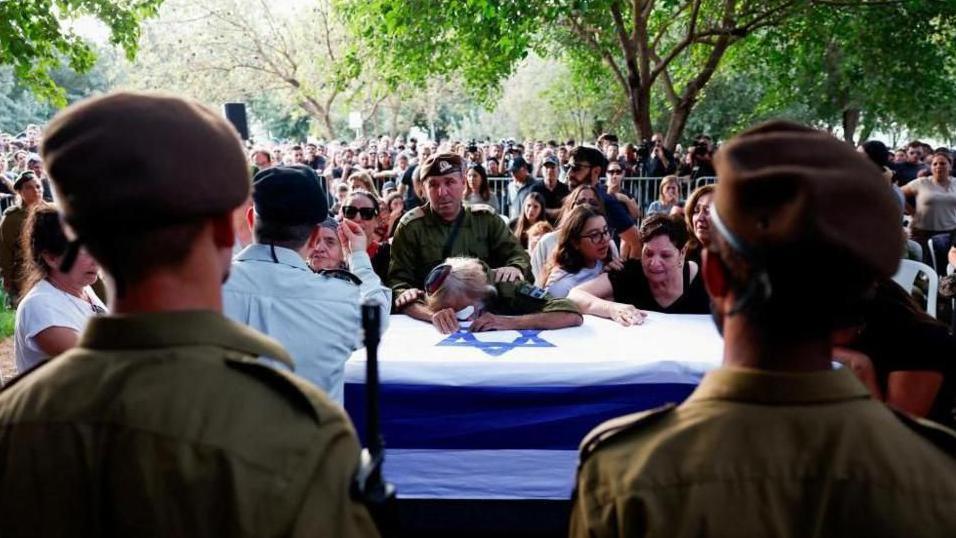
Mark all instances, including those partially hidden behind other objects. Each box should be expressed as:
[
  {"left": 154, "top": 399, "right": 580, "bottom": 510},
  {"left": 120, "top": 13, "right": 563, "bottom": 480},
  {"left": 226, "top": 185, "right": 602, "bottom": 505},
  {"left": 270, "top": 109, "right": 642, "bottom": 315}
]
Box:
[
  {"left": 79, "top": 310, "right": 294, "bottom": 368},
  {"left": 423, "top": 202, "right": 466, "bottom": 225},
  {"left": 687, "top": 366, "right": 871, "bottom": 405},
  {"left": 235, "top": 243, "right": 310, "bottom": 271}
]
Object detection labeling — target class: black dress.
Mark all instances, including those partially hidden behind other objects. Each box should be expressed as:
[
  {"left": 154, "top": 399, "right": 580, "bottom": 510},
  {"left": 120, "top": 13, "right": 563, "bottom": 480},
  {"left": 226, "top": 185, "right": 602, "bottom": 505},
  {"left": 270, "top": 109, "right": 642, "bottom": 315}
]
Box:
[{"left": 607, "top": 259, "right": 710, "bottom": 314}]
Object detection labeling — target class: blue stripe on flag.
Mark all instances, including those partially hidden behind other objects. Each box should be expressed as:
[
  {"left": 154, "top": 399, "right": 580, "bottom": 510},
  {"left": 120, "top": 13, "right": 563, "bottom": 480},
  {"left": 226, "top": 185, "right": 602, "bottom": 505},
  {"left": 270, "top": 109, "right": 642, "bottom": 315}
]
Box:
[{"left": 345, "top": 382, "right": 695, "bottom": 450}]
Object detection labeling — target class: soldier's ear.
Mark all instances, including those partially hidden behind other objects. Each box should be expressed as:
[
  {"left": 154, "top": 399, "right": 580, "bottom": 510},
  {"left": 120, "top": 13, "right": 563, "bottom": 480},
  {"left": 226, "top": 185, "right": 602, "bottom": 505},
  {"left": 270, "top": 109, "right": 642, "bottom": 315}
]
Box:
[
  {"left": 245, "top": 205, "right": 255, "bottom": 234},
  {"left": 702, "top": 249, "right": 729, "bottom": 302},
  {"left": 210, "top": 213, "right": 236, "bottom": 250}
]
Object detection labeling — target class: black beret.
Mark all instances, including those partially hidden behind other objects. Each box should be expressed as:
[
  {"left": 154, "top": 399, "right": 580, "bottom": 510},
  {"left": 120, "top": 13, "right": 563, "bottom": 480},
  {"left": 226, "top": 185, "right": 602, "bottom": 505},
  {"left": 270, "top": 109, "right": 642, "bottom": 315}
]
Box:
[{"left": 252, "top": 165, "right": 328, "bottom": 225}]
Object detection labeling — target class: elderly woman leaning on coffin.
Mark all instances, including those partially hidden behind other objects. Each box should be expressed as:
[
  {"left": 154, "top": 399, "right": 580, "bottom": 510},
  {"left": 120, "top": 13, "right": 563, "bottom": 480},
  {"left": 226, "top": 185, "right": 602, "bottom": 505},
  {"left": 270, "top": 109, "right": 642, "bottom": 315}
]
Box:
[
  {"left": 568, "top": 213, "right": 710, "bottom": 326},
  {"left": 394, "top": 256, "right": 582, "bottom": 334}
]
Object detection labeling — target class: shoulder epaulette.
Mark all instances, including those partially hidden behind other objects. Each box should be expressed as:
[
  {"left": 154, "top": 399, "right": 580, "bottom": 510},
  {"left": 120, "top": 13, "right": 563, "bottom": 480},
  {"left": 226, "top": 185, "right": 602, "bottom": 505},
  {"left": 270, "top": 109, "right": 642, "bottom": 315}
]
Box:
[
  {"left": 317, "top": 268, "right": 362, "bottom": 285},
  {"left": 468, "top": 203, "right": 495, "bottom": 214},
  {"left": 578, "top": 403, "right": 677, "bottom": 465},
  {"left": 224, "top": 354, "right": 334, "bottom": 425},
  {"left": 398, "top": 206, "right": 425, "bottom": 227},
  {"left": 516, "top": 281, "right": 550, "bottom": 300},
  {"left": 891, "top": 407, "right": 956, "bottom": 456}
]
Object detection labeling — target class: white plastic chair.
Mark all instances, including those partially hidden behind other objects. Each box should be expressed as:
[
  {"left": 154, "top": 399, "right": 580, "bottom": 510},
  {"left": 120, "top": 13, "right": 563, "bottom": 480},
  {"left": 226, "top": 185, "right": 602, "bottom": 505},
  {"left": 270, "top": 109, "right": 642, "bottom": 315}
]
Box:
[{"left": 892, "top": 259, "right": 938, "bottom": 318}]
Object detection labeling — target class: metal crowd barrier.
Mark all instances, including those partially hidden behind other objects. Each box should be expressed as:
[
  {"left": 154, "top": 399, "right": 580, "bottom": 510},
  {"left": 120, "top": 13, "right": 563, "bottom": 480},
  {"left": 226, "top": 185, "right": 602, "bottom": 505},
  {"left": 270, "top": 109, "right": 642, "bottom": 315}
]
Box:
[{"left": 487, "top": 176, "right": 718, "bottom": 218}]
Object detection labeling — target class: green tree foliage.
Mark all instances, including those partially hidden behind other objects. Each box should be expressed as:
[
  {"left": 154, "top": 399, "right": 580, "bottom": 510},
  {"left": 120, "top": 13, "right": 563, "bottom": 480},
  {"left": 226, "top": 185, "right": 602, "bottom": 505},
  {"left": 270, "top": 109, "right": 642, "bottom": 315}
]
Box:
[
  {"left": 337, "top": 0, "right": 956, "bottom": 147},
  {"left": 742, "top": 1, "right": 956, "bottom": 144},
  {"left": 0, "top": 47, "right": 121, "bottom": 132},
  {"left": 0, "top": 0, "right": 161, "bottom": 104}
]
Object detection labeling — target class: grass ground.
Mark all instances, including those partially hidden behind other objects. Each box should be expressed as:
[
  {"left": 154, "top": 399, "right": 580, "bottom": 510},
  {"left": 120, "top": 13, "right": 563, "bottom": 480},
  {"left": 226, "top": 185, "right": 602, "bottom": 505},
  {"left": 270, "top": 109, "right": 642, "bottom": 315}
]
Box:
[{"left": 0, "top": 290, "right": 13, "bottom": 338}]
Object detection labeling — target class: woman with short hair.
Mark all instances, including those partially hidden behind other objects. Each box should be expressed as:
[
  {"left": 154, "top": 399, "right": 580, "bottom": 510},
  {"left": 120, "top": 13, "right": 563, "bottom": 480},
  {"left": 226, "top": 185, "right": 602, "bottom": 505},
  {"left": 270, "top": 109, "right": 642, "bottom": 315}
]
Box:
[
  {"left": 14, "top": 205, "right": 106, "bottom": 374},
  {"left": 399, "top": 256, "right": 582, "bottom": 334},
  {"left": 646, "top": 175, "right": 681, "bottom": 216},
  {"left": 568, "top": 213, "right": 710, "bottom": 325}
]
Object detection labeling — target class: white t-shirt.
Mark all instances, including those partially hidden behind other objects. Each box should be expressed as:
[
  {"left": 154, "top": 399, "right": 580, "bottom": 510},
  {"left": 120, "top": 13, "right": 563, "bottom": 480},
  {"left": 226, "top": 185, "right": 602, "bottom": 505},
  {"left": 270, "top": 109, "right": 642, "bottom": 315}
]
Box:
[
  {"left": 906, "top": 176, "right": 956, "bottom": 231},
  {"left": 545, "top": 261, "right": 605, "bottom": 298},
  {"left": 14, "top": 279, "right": 107, "bottom": 374}
]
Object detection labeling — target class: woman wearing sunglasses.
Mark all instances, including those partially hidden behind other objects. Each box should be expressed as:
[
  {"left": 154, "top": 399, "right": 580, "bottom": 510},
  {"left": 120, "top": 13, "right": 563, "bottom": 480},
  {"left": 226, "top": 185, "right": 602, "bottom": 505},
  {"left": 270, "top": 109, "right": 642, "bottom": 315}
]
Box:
[
  {"left": 568, "top": 213, "right": 709, "bottom": 325},
  {"left": 542, "top": 206, "right": 614, "bottom": 298},
  {"left": 14, "top": 205, "right": 107, "bottom": 374},
  {"left": 339, "top": 189, "right": 391, "bottom": 280},
  {"left": 395, "top": 256, "right": 581, "bottom": 334}
]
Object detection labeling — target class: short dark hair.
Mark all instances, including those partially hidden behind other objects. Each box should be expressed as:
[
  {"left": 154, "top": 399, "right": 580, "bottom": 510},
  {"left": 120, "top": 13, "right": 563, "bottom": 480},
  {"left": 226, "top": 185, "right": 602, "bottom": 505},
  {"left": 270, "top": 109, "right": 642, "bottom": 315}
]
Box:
[
  {"left": 253, "top": 218, "right": 315, "bottom": 251},
  {"left": 639, "top": 213, "right": 689, "bottom": 251},
  {"left": 569, "top": 146, "right": 609, "bottom": 175},
  {"left": 861, "top": 140, "right": 889, "bottom": 168}
]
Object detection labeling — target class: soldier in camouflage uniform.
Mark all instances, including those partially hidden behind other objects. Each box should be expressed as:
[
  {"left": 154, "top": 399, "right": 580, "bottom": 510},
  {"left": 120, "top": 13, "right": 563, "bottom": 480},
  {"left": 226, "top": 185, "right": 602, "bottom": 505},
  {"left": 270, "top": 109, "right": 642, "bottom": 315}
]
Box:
[{"left": 388, "top": 153, "right": 532, "bottom": 324}]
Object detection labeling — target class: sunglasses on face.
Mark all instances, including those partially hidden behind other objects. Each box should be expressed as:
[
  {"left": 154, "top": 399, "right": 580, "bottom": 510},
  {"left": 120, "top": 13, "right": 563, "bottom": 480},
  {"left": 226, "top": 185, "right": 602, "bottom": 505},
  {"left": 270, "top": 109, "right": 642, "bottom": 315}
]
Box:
[
  {"left": 581, "top": 227, "right": 611, "bottom": 245},
  {"left": 569, "top": 162, "right": 592, "bottom": 172},
  {"left": 607, "top": 169, "right": 623, "bottom": 175},
  {"left": 342, "top": 205, "right": 378, "bottom": 220}
]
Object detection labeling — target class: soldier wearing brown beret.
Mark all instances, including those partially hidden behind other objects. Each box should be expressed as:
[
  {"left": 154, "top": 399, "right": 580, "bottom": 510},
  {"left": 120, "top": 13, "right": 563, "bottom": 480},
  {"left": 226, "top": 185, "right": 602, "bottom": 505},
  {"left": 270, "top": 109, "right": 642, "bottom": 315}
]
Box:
[
  {"left": 0, "top": 92, "right": 379, "bottom": 537},
  {"left": 570, "top": 121, "right": 956, "bottom": 537},
  {"left": 388, "top": 152, "right": 532, "bottom": 331}
]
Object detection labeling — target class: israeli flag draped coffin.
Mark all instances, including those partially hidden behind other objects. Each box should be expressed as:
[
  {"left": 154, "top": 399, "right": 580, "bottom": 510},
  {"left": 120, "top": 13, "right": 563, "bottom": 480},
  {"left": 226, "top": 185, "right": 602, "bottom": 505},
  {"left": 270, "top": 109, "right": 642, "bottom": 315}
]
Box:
[{"left": 344, "top": 313, "right": 723, "bottom": 500}]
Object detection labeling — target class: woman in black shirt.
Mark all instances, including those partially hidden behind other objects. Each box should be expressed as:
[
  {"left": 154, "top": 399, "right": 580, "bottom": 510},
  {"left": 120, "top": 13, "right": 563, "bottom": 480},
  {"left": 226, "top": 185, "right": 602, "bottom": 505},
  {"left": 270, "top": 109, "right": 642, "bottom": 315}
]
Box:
[{"left": 568, "top": 213, "right": 710, "bottom": 325}]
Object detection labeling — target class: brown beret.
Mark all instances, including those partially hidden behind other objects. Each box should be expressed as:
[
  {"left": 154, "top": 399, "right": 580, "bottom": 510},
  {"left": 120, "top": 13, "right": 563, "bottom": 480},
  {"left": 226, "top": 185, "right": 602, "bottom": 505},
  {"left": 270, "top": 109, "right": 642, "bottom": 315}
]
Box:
[
  {"left": 712, "top": 120, "right": 902, "bottom": 279},
  {"left": 418, "top": 153, "right": 464, "bottom": 181},
  {"left": 41, "top": 92, "right": 249, "bottom": 234}
]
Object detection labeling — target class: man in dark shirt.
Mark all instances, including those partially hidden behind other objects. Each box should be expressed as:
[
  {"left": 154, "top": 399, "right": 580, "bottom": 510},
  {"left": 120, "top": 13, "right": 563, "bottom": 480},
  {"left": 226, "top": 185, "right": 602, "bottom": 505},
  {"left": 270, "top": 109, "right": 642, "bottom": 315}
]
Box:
[
  {"left": 892, "top": 142, "right": 930, "bottom": 184},
  {"left": 644, "top": 133, "right": 676, "bottom": 177},
  {"left": 838, "top": 279, "right": 955, "bottom": 428},
  {"left": 531, "top": 156, "right": 569, "bottom": 221},
  {"left": 566, "top": 146, "right": 641, "bottom": 258}
]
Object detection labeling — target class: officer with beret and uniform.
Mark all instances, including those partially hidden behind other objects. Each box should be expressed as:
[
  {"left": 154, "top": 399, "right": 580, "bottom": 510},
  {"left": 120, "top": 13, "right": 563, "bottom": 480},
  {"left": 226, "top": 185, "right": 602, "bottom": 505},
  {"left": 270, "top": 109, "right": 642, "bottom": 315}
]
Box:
[
  {"left": 223, "top": 165, "right": 390, "bottom": 405},
  {"left": 388, "top": 153, "right": 532, "bottom": 322},
  {"left": 401, "top": 256, "right": 582, "bottom": 334},
  {"left": 570, "top": 121, "right": 956, "bottom": 537},
  {"left": 0, "top": 170, "right": 45, "bottom": 304},
  {"left": 0, "top": 92, "right": 379, "bottom": 537}
]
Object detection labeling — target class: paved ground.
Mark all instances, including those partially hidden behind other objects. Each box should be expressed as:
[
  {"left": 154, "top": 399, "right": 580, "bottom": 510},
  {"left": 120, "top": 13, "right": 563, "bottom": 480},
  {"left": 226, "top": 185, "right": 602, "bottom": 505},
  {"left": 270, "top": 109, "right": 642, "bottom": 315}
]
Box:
[{"left": 0, "top": 338, "right": 14, "bottom": 382}]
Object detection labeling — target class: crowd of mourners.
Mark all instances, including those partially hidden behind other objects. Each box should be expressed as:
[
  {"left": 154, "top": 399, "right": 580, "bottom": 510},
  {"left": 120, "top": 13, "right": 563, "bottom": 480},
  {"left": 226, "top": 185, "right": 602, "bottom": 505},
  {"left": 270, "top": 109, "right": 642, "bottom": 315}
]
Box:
[
  {"left": 1, "top": 100, "right": 956, "bottom": 536},
  {"left": 3, "top": 124, "right": 956, "bottom": 419}
]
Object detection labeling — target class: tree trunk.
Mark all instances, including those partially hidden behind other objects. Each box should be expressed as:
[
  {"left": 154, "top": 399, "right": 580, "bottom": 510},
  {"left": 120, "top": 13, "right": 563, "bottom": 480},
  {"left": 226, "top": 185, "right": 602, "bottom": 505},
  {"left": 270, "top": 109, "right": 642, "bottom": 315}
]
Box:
[
  {"left": 858, "top": 116, "right": 876, "bottom": 146},
  {"left": 663, "top": 37, "right": 732, "bottom": 149},
  {"left": 842, "top": 108, "right": 860, "bottom": 144},
  {"left": 298, "top": 98, "right": 335, "bottom": 140}
]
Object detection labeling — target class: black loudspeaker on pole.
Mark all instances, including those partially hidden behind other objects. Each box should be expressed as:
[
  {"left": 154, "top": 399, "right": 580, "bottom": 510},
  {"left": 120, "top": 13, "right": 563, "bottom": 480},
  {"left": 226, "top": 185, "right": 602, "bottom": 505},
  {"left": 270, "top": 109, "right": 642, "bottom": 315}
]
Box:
[{"left": 223, "top": 102, "right": 249, "bottom": 141}]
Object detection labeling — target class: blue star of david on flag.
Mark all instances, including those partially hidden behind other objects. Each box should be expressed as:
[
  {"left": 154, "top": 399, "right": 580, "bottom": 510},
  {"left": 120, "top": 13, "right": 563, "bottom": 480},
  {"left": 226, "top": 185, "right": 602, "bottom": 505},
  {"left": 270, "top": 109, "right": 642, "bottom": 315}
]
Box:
[{"left": 436, "top": 330, "right": 556, "bottom": 357}]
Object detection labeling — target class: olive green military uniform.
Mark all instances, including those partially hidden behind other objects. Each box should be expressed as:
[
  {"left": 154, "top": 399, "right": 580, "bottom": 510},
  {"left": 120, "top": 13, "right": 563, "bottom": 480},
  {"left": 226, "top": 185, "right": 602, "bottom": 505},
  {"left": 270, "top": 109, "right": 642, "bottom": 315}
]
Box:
[
  {"left": 570, "top": 367, "right": 956, "bottom": 537},
  {"left": 388, "top": 203, "right": 531, "bottom": 297},
  {"left": 490, "top": 280, "right": 579, "bottom": 316},
  {"left": 0, "top": 203, "right": 26, "bottom": 299},
  {"left": 0, "top": 311, "right": 379, "bottom": 537}
]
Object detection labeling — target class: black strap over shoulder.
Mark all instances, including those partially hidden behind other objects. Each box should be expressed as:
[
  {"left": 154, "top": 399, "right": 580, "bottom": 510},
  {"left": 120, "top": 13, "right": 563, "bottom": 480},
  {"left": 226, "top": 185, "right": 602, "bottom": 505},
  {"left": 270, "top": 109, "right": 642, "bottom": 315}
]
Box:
[{"left": 441, "top": 208, "right": 466, "bottom": 260}]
